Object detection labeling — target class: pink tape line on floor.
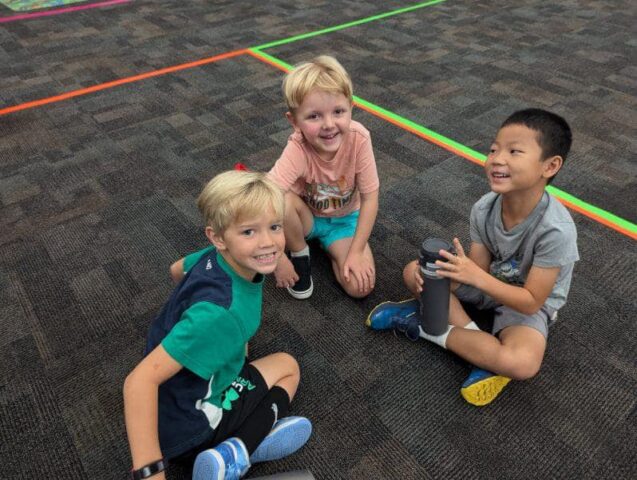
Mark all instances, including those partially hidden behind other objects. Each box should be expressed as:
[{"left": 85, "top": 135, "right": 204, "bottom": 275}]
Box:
[{"left": 0, "top": 0, "right": 130, "bottom": 23}]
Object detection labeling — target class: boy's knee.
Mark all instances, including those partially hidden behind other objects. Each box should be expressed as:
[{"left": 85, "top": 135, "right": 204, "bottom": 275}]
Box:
[
  {"left": 276, "top": 352, "right": 300, "bottom": 378},
  {"left": 402, "top": 260, "right": 419, "bottom": 292},
  {"left": 339, "top": 276, "right": 374, "bottom": 299},
  {"left": 498, "top": 351, "right": 542, "bottom": 381},
  {"left": 510, "top": 362, "right": 541, "bottom": 381}
]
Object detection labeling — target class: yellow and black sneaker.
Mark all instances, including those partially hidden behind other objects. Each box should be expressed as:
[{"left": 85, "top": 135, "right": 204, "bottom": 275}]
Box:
[{"left": 460, "top": 367, "right": 511, "bottom": 406}]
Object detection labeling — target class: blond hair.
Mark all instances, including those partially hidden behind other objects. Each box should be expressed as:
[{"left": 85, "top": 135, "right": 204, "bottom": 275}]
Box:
[
  {"left": 197, "top": 170, "right": 284, "bottom": 233},
  {"left": 282, "top": 55, "right": 353, "bottom": 111}
]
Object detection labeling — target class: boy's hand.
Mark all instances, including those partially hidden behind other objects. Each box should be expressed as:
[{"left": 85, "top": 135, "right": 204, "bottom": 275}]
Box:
[
  {"left": 436, "top": 238, "right": 486, "bottom": 287},
  {"left": 274, "top": 254, "right": 300, "bottom": 288},
  {"left": 343, "top": 250, "right": 375, "bottom": 294}
]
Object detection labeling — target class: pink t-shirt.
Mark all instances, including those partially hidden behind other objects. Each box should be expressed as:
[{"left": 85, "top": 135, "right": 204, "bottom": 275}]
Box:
[{"left": 268, "top": 120, "right": 379, "bottom": 217}]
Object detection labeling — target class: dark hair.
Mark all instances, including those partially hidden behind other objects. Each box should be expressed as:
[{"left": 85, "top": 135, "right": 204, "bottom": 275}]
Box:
[{"left": 501, "top": 108, "right": 572, "bottom": 184}]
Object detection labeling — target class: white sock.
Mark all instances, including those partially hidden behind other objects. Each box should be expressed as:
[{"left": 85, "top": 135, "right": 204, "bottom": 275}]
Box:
[
  {"left": 290, "top": 245, "right": 309, "bottom": 257},
  {"left": 464, "top": 321, "right": 481, "bottom": 331},
  {"left": 419, "top": 325, "right": 454, "bottom": 349}
]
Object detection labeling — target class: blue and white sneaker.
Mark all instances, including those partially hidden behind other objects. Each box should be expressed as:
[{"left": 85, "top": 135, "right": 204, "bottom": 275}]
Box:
[
  {"left": 460, "top": 367, "right": 511, "bottom": 406},
  {"left": 193, "top": 437, "right": 250, "bottom": 480},
  {"left": 365, "top": 299, "right": 419, "bottom": 330},
  {"left": 251, "top": 416, "right": 312, "bottom": 464}
]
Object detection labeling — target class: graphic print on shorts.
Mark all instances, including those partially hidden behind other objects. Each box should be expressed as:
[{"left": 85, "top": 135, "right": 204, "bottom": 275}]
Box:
[{"left": 220, "top": 375, "right": 257, "bottom": 411}]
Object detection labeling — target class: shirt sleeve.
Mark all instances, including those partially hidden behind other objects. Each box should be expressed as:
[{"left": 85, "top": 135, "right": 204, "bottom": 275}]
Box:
[
  {"left": 162, "top": 302, "right": 243, "bottom": 380},
  {"left": 354, "top": 134, "right": 380, "bottom": 194},
  {"left": 183, "top": 246, "right": 214, "bottom": 273},
  {"left": 532, "top": 223, "right": 579, "bottom": 268},
  {"left": 268, "top": 140, "right": 306, "bottom": 192},
  {"left": 469, "top": 202, "right": 483, "bottom": 244}
]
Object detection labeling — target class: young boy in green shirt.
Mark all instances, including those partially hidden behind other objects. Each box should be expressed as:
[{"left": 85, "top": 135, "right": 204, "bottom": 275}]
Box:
[{"left": 124, "top": 170, "right": 311, "bottom": 480}]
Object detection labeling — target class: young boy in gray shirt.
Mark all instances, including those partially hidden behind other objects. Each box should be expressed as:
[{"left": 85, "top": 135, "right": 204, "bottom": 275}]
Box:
[{"left": 367, "top": 108, "right": 579, "bottom": 406}]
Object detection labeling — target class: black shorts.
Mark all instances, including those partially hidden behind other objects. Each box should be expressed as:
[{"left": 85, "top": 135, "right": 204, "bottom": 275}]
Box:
[{"left": 174, "top": 361, "right": 270, "bottom": 463}]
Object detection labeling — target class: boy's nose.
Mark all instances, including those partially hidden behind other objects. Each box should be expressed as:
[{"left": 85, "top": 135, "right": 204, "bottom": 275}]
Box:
[
  {"left": 489, "top": 152, "right": 504, "bottom": 164},
  {"left": 259, "top": 231, "right": 275, "bottom": 247},
  {"left": 323, "top": 116, "right": 335, "bottom": 129}
]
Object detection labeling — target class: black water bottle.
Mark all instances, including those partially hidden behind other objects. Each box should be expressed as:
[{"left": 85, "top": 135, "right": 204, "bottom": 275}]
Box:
[{"left": 418, "top": 238, "right": 453, "bottom": 335}]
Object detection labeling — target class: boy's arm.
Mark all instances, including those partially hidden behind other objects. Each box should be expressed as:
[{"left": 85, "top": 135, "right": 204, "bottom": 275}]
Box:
[
  {"left": 349, "top": 188, "right": 378, "bottom": 254},
  {"left": 468, "top": 241, "right": 491, "bottom": 273},
  {"left": 268, "top": 141, "right": 306, "bottom": 192},
  {"left": 123, "top": 345, "right": 182, "bottom": 475},
  {"left": 169, "top": 258, "right": 185, "bottom": 283},
  {"left": 342, "top": 189, "right": 378, "bottom": 284},
  {"left": 169, "top": 246, "right": 215, "bottom": 284},
  {"left": 439, "top": 238, "right": 560, "bottom": 315}
]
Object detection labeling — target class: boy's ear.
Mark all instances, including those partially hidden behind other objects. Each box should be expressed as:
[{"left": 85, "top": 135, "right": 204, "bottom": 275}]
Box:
[
  {"left": 542, "top": 155, "right": 563, "bottom": 181},
  {"left": 205, "top": 226, "right": 227, "bottom": 251},
  {"left": 285, "top": 111, "right": 300, "bottom": 133}
]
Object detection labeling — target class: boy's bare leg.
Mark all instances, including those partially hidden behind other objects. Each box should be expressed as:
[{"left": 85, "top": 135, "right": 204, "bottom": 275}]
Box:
[
  {"left": 327, "top": 237, "right": 375, "bottom": 298},
  {"left": 406, "top": 259, "right": 546, "bottom": 379},
  {"left": 274, "top": 192, "right": 313, "bottom": 288},
  {"left": 250, "top": 352, "right": 300, "bottom": 401},
  {"left": 402, "top": 260, "right": 544, "bottom": 405},
  {"left": 445, "top": 298, "right": 546, "bottom": 380},
  {"left": 283, "top": 192, "right": 314, "bottom": 252},
  {"left": 402, "top": 260, "right": 421, "bottom": 299}
]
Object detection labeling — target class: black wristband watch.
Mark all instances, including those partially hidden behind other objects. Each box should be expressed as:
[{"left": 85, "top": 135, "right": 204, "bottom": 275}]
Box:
[{"left": 130, "top": 459, "right": 166, "bottom": 479}]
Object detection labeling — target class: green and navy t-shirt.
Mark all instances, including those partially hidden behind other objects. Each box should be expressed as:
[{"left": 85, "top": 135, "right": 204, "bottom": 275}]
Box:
[{"left": 144, "top": 246, "right": 263, "bottom": 459}]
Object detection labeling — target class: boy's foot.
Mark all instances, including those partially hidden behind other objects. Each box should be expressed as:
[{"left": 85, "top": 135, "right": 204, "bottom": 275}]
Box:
[
  {"left": 460, "top": 367, "right": 511, "bottom": 406},
  {"left": 193, "top": 437, "right": 250, "bottom": 480},
  {"left": 366, "top": 300, "right": 421, "bottom": 342},
  {"left": 287, "top": 254, "right": 313, "bottom": 300},
  {"left": 366, "top": 299, "right": 419, "bottom": 330},
  {"left": 251, "top": 416, "right": 312, "bottom": 464}
]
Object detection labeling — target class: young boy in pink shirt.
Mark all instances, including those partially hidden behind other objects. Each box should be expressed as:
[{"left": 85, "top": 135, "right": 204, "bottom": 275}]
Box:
[{"left": 269, "top": 55, "right": 380, "bottom": 300}]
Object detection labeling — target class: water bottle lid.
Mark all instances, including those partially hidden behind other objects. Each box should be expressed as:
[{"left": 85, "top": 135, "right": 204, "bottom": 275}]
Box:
[{"left": 419, "top": 238, "right": 453, "bottom": 265}]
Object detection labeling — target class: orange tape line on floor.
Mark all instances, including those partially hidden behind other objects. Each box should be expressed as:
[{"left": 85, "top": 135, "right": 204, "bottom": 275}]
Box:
[{"left": 0, "top": 49, "right": 247, "bottom": 116}]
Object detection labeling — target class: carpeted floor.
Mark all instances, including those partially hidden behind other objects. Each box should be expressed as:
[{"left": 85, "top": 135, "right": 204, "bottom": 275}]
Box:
[{"left": 1, "top": 0, "right": 635, "bottom": 479}]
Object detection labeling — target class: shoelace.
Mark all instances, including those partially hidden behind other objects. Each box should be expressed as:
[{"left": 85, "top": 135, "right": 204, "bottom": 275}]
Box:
[{"left": 392, "top": 316, "right": 420, "bottom": 341}]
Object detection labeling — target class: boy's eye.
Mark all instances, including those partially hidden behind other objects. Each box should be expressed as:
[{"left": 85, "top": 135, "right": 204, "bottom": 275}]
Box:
[
  {"left": 335, "top": 108, "right": 345, "bottom": 115},
  {"left": 271, "top": 224, "right": 283, "bottom": 232},
  {"left": 510, "top": 149, "right": 522, "bottom": 154},
  {"left": 241, "top": 229, "right": 255, "bottom": 236},
  {"left": 488, "top": 147, "right": 497, "bottom": 154},
  {"left": 307, "top": 113, "right": 319, "bottom": 120}
]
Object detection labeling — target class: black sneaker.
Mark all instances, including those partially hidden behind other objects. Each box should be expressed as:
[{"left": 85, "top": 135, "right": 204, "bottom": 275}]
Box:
[{"left": 287, "top": 254, "right": 313, "bottom": 299}]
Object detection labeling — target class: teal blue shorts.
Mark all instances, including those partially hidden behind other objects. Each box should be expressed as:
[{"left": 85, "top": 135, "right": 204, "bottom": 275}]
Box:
[{"left": 306, "top": 210, "right": 359, "bottom": 249}]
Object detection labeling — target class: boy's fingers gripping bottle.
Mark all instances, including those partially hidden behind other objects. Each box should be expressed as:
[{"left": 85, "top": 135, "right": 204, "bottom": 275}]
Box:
[{"left": 418, "top": 238, "right": 453, "bottom": 335}]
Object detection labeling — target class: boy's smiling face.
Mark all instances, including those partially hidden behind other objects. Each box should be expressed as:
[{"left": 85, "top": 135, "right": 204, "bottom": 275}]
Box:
[
  {"left": 486, "top": 123, "right": 561, "bottom": 196},
  {"left": 208, "top": 205, "right": 285, "bottom": 281},
  {"left": 287, "top": 88, "right": 352, "bottom": 161}
]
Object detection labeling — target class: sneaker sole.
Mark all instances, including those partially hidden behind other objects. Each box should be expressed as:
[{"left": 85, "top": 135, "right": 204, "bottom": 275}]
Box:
[
  {"left": 461, "top": 375, "right": 511, "bottom": 406},
  {"left": 365, "top": 299, "right": 418, "bottom": 329},
  {"left": 287, "top": 278, "right": 313, "bottom": 300},
  {"left": 193, "top": 449, "right": 225, "bottom": 480},
  {"left": 251, "top": 417, "right": 312, "bottom": 464}
]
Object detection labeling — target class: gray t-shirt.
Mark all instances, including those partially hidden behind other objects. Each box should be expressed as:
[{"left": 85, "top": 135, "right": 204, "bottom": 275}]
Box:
[{"left": 470, "top": 191, "right": 579, "bottom": 311}]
